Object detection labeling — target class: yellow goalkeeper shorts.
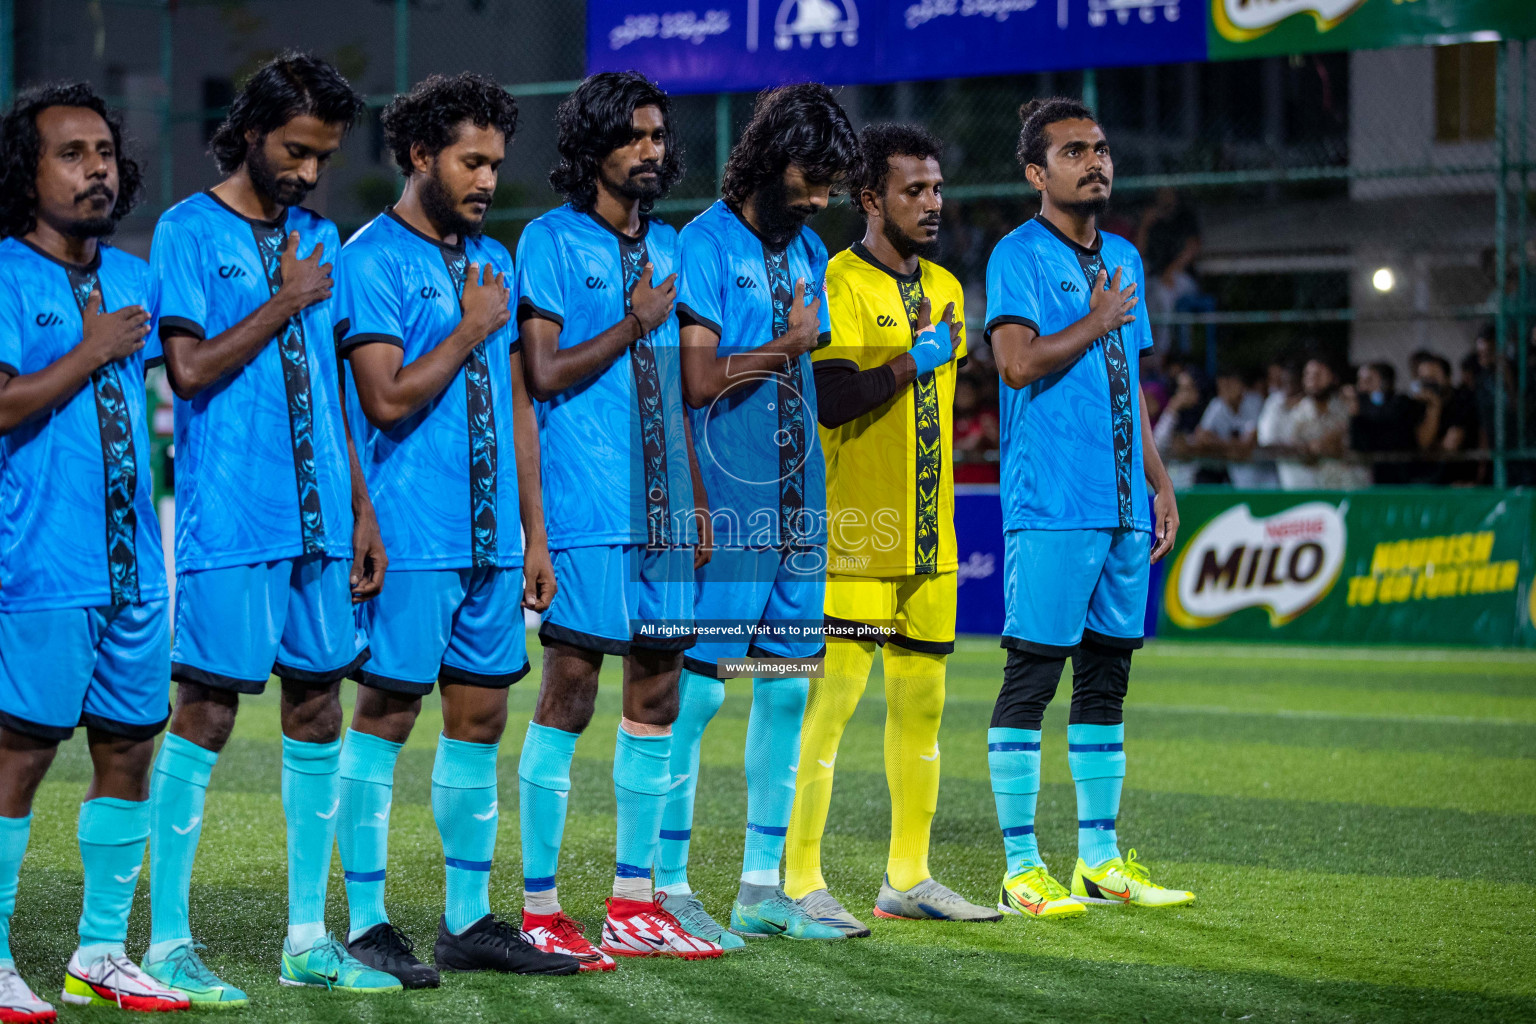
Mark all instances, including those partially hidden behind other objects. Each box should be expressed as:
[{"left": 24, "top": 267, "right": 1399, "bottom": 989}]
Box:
[{"left": 823, "top": 571, "right": 957, "bottom": 654}]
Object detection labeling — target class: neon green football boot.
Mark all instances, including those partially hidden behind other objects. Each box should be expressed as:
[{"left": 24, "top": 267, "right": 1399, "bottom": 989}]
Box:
[
  {"left": 279, "top": 934, "right": 402, "bottom": 994},
  {"left": 1072, "top": 849, "right": 1195, "bottom": 908}
]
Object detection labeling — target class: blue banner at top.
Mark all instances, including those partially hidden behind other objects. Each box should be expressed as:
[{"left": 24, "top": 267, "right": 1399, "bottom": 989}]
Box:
[{"left": 587, "top": 0, "right": 1206, "bottom": 95}]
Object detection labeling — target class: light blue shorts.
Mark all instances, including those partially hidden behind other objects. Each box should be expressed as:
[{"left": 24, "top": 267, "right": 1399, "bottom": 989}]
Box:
[
  {"left": 539, "top": 544, "right": 696, "bottom": 656},
  {"left": 171, "top": 555, "right": 368, "bottom": 693},
  {"left": 686, "top": 546, "right": 826, "bottom": 677},
  {"left": 0, "top": 600, "right": 169, "bottom": 741},
  {"left": 355, "top": 566, "right": 529, "bottom": 696},
  {"left": 1002, "top": 528, "right": 1149, "bottom": 656}
]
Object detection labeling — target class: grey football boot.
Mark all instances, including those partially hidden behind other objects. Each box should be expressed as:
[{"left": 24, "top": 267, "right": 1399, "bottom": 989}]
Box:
[
  {"left": 873, "top": 875, "right": 1003, "bottom": 922},
  {"left": 795, "top": 888, "right": 871, "bottom": 938}
]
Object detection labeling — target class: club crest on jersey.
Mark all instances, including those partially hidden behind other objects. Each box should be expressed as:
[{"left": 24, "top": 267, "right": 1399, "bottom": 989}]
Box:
[
  {"left": 1165, "top": 501, "right": 1347, "bottom": 628},
  {"left": 1213, "top": 0, "right": 1366, "bottom": 43}
]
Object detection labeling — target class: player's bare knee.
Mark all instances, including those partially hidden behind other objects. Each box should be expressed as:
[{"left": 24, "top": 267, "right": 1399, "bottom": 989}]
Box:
[
  {"left": 279, "top": 679, "right": 344, "bottom": 744},
  {"left": 351, "top": 685, "right": 422, "bottom": 745},
  {"left": 533, "top": 655, "right": 599, "bottom": 734},
  {"left": 1068, "top": 640, "right": 1132, "bottom": 726},
  {"left": 0, "top": 730, "right": 60, "bottom": 815},
  {"left": 441, "top": 684, "right": 509, "bottom": 745},
  {"left": 169, "top": 682, "right": 239, "bottom": 751},
  {"left": 84, "top": 731, "right": 156, "bottom": 802},
  {"left": 992, "top": 649, "right": 1066, "bottom": 730}
]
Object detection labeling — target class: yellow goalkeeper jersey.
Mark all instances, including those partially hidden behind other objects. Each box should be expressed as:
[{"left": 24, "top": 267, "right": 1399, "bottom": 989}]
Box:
[{"left": 815, "top": 243, "right": 967, "bottom": 579}]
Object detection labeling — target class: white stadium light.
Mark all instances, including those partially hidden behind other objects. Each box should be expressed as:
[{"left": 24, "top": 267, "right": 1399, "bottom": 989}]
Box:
[{"left": 1372, "top": 267, "right": 1396, "bottom": 293}]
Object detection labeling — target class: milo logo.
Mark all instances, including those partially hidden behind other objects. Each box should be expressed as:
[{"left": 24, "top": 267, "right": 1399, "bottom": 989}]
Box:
[
  {"left": 1165, "top": 501, "right": 1347, "bottom": 628},
  {"left": 1213, "top": 0, "right": 1367, "bottom": 42}
]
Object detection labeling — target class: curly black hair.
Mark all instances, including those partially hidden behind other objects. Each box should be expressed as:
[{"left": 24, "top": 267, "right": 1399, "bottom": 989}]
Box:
[
  {"left": 850, "top": 122, "right": 943, "bottom": 220},
  {"left": 549, "top": 72, "right": 682, "bottom": 214},
  {"left": 1016, "top": 96, "right": 1095, "bottom": 171},
  {"left": 209, "top": 52, "right": 363, "bottom": 174},
  {"left": 721, "top": 83, "right": 859, "bottom": 207},
  {"left": 382, "top": 73, "right": 519, "bottom": 177},
  {"left": 0, "top": 82, "right": 143, "bottom": 239}
]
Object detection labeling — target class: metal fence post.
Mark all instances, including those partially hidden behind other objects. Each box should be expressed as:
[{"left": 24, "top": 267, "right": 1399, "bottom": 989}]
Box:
[
  {"left": 714, "top": 91, "right": 731, "bottom": 198},
  {"left": 159, "top": 0, "right": 173, "bottom": 211},
  {"left": 395, "top": 0, "right": 410, "bottom": 96},
  {"left": 1519, "top": 40, "right": 1530, "bottom": 455},
  {"left": 0, "top": 0, "right": 13, "bottom": 110},
  {"left": 1494, "top": 40, "right": 1510, "bottom": 487}
]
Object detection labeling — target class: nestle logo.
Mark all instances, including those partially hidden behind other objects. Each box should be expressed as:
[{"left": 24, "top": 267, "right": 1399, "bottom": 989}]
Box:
[
  {"left": 218, "top": 264, "right": 247, "bottom": 279},
  {"left": 876, "top": 314, "right": 901, "bottom": 328},
  {"left": 585, "top": 276, "right": 608, "bottom": 290},
  {"left": 735, "top": 275, "right": 758, "bottom": 290},
  {"left": 1265, "top": 518, "right": 1325, "bottom": 540},
  {"left": 35, "top": 312, "right": 63, "bottom": 327}
]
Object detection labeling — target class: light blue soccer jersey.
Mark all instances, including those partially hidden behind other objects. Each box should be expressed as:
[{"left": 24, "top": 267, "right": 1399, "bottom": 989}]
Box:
[
  {"left": 335, "top": 209, "right": 523, "bottom": 571},
  {"left": 984, "top": 217, "right": 1153, "bottom": 533},
  {"left": 0, "top": 238, "right": 166, "bottom": 612},
  {"left": 148, "top": 191, "right": 353, "bottom": 571},
  {"left": 515, "top": 205, "right": 695, "bottom": 549},
  {"left": 677, "top": 200, "right": 830, "bottom": 547}
]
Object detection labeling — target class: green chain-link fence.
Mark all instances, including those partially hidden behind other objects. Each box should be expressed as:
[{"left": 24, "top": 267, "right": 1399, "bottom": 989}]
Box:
[{"left": 3, "top": 1, "right": 1533, "bottom": 481}]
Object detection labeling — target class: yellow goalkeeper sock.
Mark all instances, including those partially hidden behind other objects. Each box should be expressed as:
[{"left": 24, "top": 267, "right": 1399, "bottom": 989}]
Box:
[
  {"left": 784, "top": 638, "right": 875, "bottom": 899},
  {"left": 882, "top": 645, "right": 947, "bottom": 892}
]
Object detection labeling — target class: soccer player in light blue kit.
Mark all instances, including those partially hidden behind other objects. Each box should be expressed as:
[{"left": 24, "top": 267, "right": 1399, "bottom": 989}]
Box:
[
  {"left": 143, "top": 54, "right": 397, "bottom": 998},
  {"left": 671, "top": 84, "right": 860, "bottom": 943},
  {"left": 984, "top": 97, "right": 1194, "bottom": 918},
  {"left": 333, "top": 73, "right": 578, "bottom": 983},
  {"left": 0, "top": 83, "right": 190, "bottom": 1017},
  {"left": 515, "top": 72, "right": 719, "bottom": 965}
]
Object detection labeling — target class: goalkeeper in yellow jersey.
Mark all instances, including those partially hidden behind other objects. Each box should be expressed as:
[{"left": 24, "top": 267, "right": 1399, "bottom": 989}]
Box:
[{"left": 785, "top": 124, "right": 1000, "bottom": 932}]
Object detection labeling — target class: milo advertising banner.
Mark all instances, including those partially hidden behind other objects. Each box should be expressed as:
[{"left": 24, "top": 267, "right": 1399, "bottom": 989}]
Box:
[
  {"left": 1208, "top": 0, "right": 1536, "bottom": 61},
  {"left": 1159, "top": 489, "right": 1536, "bottom": 647}
]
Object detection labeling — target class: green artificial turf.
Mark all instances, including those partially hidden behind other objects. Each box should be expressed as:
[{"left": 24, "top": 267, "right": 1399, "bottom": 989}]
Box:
[{"left": 11, "top": 638, "right": 1535, "bottom": 1023}]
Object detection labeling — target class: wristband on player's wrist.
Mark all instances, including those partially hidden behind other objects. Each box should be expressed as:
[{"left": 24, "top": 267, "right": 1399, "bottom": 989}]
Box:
[{"left": 625, "top": 311, "right": 645, "bottom": 339}]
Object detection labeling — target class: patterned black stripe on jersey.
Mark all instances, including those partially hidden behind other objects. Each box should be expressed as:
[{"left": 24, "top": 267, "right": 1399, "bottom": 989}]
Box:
[
  {"left": 619, "top": 235, "right": 673, "bottom": 548},
  {"left": 64, "top": 264, "right": 139, "bottom": 604},
  {"left": 252, "top": 224, "right": 326, "bottom": 554},
  {"left": 440, "top": 248, "right": 499, "bottom": 567},
  {"left": 763, "top": 243, "right": 806, "bottom": 542},
  {"left": 897, "top": 275, "right": 941, "bottom": 575},
  {"left": 1072, "top": 249, "right": 1135, "bottom": 529}
]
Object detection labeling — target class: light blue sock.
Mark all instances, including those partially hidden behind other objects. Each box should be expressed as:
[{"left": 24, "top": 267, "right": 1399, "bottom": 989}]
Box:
[
  {"left": 1068, "top": 723, "right": 1126, "bottom": 868},
  {"left": 433, "top": 735, "right": 499, "bottom": 934},
  {"left": 741, "top": 676, "right": 808, "bottom": 887},
  {"left": 0, "top": 814, "right": 31, "bottom": 968},
  {"left": 338, "top": 729, "right": 402, "bottom": 941},
  {"left": 656, "top": 670, "right": 724, "bottom": 894},
  {"left": 147, "top": 733, "right": 217, "bottom": 954},
  {"left": 281, "top": 735, "right": 342, "bottom": 949},
  {"left": 987, "top": 727, "right": 1043, "bottom": 877},
  {"left": 517, "top": 722, "right": 578, "bottom": 914},
  {"left": 76, "top": 797, "right": 149, "bottom": 962},
  {"left": 612, "top": 725, "right": 671, "bottom": 901}
]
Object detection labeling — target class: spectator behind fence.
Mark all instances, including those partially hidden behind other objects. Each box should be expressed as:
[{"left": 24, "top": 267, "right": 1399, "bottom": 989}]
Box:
[
  {"left": 1259, "top": 358, "right": 1365, "bottom": 490},
  {"left": 1136, "top": 188, "right": 1201, "bottom": 362},
  {"left": 953, "top": 374, "right": 1000, "bottom": 484},
  {"left": 1346, "top": 362, "right": 1422, "bottom": 484},
  {"left": 1194, "top": 369, "right": 1276, "bottom": 488},
  {"left": 1152, "top": 364, "right": 1206, "bottom": 488},
  {"left": 1411, "top": 352, "right": 1479, "bottom": 484}
]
